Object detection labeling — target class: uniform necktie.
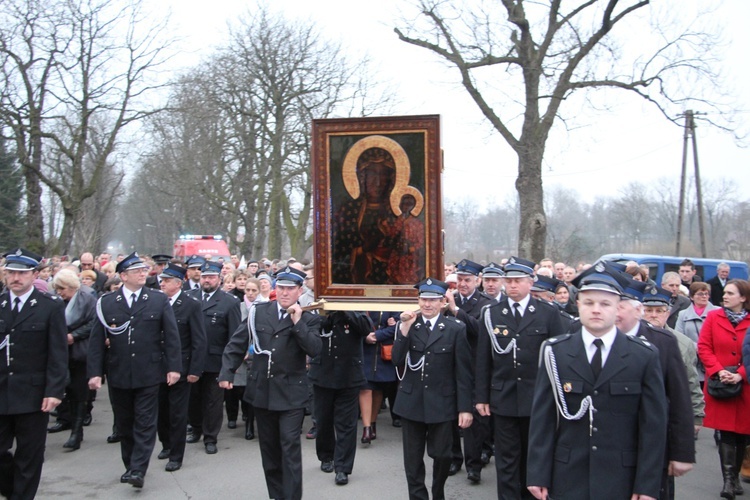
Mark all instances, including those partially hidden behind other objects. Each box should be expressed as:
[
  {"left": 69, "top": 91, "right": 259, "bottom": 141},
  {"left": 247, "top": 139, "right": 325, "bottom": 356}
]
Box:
[
  {"left": 591, "top": 338, "right": 603, "bottom": 379},
  {"left": 513, "top": 302, "right": 521, "bottom": 322},
  {"left": 194, "top": 283, "right": 199, "bottom": 290},
  {"left": 203, "top": 293, "right": 210, "bottom": 303},
  {"left": 11, "top": 297, "right": 20, "bottom": 319},
  {"left": 130, "top": 293, "right": 137, "bottom": 308},
  {"left": 279, "top": 309, "right": 287, "bottom": 321}
]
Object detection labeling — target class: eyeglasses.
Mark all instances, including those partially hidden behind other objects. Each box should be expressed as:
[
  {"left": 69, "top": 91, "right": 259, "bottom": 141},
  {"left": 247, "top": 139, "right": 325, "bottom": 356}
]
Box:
[{"left": 126, "top": 268, "right": 150, "bottom": 274}]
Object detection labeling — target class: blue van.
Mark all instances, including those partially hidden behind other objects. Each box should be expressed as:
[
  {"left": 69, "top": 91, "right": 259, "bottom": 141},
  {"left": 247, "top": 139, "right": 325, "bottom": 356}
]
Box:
[{"left": 598, "top": 254, "right": 749, "bottom": 285}]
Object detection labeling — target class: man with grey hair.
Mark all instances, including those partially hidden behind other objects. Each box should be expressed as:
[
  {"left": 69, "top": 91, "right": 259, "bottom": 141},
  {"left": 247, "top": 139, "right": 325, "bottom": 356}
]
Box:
[
  {"left": 707, "top": 263, "right": 730, "bottom": 307},
  {"left": 661, "top": 272, "right": 691, "bottom": 329}
]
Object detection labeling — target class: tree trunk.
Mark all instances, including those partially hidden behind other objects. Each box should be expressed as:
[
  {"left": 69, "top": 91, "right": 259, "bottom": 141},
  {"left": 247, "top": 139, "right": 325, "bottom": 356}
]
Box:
[
  {"left": 515, "top": 145, "right": 547, "bottom": 263},
  {"left": 23, "top": 168, "right": 45, "bottom": 254}
]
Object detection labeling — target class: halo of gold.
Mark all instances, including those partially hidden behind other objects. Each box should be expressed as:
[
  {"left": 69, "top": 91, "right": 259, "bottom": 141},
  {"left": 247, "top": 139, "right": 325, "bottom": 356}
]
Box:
[{"left": 341, "top": 135, "right": 424, "bottom": 217}]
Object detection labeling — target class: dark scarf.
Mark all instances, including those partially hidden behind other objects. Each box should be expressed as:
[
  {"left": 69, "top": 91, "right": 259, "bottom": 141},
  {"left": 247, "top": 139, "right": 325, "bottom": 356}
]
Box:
[{"left": 724, "top": 307, "right": 748, "bottom": 326}]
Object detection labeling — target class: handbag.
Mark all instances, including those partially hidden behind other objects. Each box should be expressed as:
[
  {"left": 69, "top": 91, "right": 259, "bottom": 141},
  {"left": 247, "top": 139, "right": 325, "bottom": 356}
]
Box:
[
  {"left": 380, "top": 343, "right": 393, "bottom": 362},
  {"left": 70, "top": 337, "right": 90, "bottom": 362},
  {"left": 707, "top": 366, "right": 743, "bottom": 399}
]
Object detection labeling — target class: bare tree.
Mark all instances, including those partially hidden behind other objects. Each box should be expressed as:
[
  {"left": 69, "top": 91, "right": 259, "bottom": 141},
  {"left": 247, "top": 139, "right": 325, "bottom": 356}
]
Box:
[
  {"left": 0, "top": 0, "right": 173, "bottom": 254},
  {"left": 395, "top": 0, "right": 730, "bottom": 261}
]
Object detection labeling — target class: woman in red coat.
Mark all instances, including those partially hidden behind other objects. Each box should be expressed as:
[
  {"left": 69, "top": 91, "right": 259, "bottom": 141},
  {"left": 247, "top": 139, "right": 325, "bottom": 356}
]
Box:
[{"left": 698, "top": 279, "right": 750, "bottom": 500}]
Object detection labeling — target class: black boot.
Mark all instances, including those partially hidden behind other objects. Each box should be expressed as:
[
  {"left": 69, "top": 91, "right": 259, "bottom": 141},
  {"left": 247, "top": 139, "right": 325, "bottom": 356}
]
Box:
[
  {"left": 721, "top": 442, "right": 738, "bottom": 499},
  {"left": 245, "top": 420, "right": 254, "bottom": 440},
  {"left": 63, "top": 402, "right": 85, "bottom": 450}
]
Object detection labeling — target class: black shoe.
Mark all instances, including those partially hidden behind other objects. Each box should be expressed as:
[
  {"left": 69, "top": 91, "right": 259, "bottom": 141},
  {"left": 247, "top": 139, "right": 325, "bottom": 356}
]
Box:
[
  {"left": 306, "top": 426, "right": 317, "bottom": 439},
  {"left": 205, "top": 443, "right": 218, "bottom": 454},
  {"left": 227, "top": 420, "right": 237, "bottom": 429},
  {"left": 245, "top": 424, "right": 255, "bottom": 440},
  {"left": 120, "top": 471, "right": 131, "bottom": 483},
  {"left": 158, "top": 449, "right": 170, "bottom": 460},
  {"left": 467, "top": 470, "right": 481, "bottom": 484},
  {"left": 361, "top": 426, "right": 373, "bottom": 444},
  {"left": 48, "top": 421, "right": 71, "bottom": 433},
  {"left": 371, "top": 422, "right": 377, "bottom": 440},
  {"left": 448, "top": 463, "right": 461, "bottom": 476},
  {"left": 107, "top": 432, "right": 122, "bottom": 443},
  {"left": 480, "top": 450, "right": 492, "bottom": 466},
  {"left": 335, "top": 472, "right": 349, "bottom": 485},
  {"left": 186, "top": 432, "right": 202, "bottom": 444},
  {"left": 165, "top": 461, "right": 182, "bottom": 472},
  {"left": 128, "top": 471, "right": 144, "bottom": 488},
  {"left": 392, "top": 418, "right": 402, "bottom": 428},
  {"left": 82, "top": 413, "right": 92, "bottom": 426},
  {"left": 320, "top": 461, "right": 334, "bottom": 473}
]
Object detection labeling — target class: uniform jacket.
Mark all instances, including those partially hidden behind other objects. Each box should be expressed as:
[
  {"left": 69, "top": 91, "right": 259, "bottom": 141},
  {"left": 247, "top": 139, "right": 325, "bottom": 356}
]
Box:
[
  {"left": 636, "top": 321, "right": 695, "bottom": 463},
  {"left": 392, "top": 313, "right": 473, "bottom": 424},
  {"left": 186, "top": 289, "right": 241, "bottom": 373},
  {"left": 699, "top": 308, "right": 750, "bottom": 434},
  {"left": 88, "top": 287, "right": 181, "bottom": 389},
  {"left": 0, "top": 288, "right": 68, "bottom": 414},
  {"left": 527, "top": 331, "right": 667, "bottom": 500},
  {"left": 362, "top": 311, "right": 399, "bottom": 383},
  {"left": 219, "top": 301, "right": 321, "bottom": 411},
  {"left": 308, "top": 311, "right": 370, "bottom": 389},
  {"left": 169, "top": 291, "right": 206, "bottom": 378},
  {"left": 144, "top": 275, "right": 161, "bottom": 290},
  {"left": 447, "top": 289, "right": 493, "bottom": 353},
  {"left": 475, "top": 297, "right": 565, "bottom": 416}
]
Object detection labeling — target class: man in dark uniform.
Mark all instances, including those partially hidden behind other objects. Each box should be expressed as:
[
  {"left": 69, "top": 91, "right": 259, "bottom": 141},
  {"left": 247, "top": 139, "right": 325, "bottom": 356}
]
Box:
[
  {"left": 475, "top": 256, "right": 565, "bottom": 499},
  {"left": 481, "top": 262, "right": 505, "bottom": 303},
  {"left": 185, "top": 261, "right": 240, "bottom": 454},
  {"left": 156, "top": 263, "right": 206, "bottom": 472},
  {"left": 182, "top": 256, "right": 205, "bottom": 292},
  {"left": 0, "top": 249, "right": 67, "bottom": 499},
  {"left": 88, "top": 252, "right": 182, "bottom": 489},
  {"left": 614, "top": 274, "right": 695, "bottom": 498},
  {"left": 219, "top": 267, "right": 321, "bottom": 500},
  {"left": 442, "top": 259, "right": 493, "bottom": 481},
  {"left": 145, "top": 254, "right": 172, "bottom": 290},
  {"left": 531, "top": 275, "right": 576, "bottom": 328},
  {"left": 393, "top": 277, "right": 473, "bottom": 500},
  {"left": 308, "top": 311, "right": 371, "bottom": 485},
  {"left": 527, "top": 266, "right": 668, "bottom": 500}
]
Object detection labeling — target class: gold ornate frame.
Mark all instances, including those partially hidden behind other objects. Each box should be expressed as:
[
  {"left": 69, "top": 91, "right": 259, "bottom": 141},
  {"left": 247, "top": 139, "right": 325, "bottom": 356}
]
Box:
[{"left": 312, "top": 115, "right": 443, "bottom": 307}]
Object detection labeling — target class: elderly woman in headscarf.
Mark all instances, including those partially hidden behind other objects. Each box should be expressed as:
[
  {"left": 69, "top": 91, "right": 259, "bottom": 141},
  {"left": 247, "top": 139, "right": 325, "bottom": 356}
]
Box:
[{"left": 48, "top": 269, "right": 97, "bottom": 450}]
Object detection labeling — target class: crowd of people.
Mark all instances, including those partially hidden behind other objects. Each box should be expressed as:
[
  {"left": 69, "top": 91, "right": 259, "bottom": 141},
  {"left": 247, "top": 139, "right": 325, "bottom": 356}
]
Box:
[{"left": 0, "top": 248, "right": 748, "bottom": 499}]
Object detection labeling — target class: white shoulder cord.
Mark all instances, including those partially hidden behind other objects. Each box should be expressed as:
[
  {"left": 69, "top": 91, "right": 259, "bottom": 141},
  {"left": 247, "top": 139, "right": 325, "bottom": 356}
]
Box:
[
  {"left": 0, "top": 335, "right": 7, "bottom": 366},
  {"left": 248, "top": 304, "right": 274, "bottom": 378},
  {"left": 543, "top": 344, "right": 596, "bottom": 436},
  {"left": 395, "top": 320, "right": 426, "bottom": 381},
  {"left": 96, "top": 296, "right": 132, "bottom": 344},
  {"left": 484, "top": 307, "right": 517, "bottom": 367}
]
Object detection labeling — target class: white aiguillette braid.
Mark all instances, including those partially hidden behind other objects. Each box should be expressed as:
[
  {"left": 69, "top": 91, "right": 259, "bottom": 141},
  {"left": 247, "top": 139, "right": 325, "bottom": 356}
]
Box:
[
  {"left": 543, "top": 344, "right": 596, "bottom": 436},
  {"left": 248, "top": 304, "right": 273, "bottom": 377},
  {"left": 395, "top": 320, "right": 426, "bottom": 382},
  {"left": 483, "top": 307, "right": 517, "bottom": 365},
  {"left": 96, "top": 297, "right": 130, "bottom": 336}
]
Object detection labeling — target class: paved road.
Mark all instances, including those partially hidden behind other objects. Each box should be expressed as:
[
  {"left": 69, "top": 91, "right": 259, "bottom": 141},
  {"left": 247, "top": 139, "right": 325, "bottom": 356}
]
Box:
[{"left": 36, "top": 389, "right": 728, "bottom": 499}]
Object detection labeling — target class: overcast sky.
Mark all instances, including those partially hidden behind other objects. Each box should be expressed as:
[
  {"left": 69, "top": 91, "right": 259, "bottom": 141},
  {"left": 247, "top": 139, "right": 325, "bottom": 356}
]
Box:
[{"left": 153, "top": 0, "right": 750, "bottom": 208}]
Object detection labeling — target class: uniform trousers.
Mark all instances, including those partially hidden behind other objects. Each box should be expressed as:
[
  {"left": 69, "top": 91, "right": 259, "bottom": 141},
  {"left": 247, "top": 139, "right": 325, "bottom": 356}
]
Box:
[
  {"left": 255, "top": 407, "right": 305, "bottom": 500},
  {"left": 401, "top": 417, "right": 453, "bottom": 500},
  {"left": 0, "top": 411, "right": 49, "bottom": 500},
  {"left": 157, "top": 380, "right": 190, "bottom": 463},
  {"left": 494, "top": 414, "right": 534, "bottom": 500},
  {"left": 313, "top": 385, "right": 359, "bottom": 473},
  {"left": 110, "top": 384, "right": 160, "bottom": 474},
  {"left": 187, "top": 372, "right": 223, "bottom": 444},
  {"left": 461, "top": 408, "right": 490, "bottom": 473}
]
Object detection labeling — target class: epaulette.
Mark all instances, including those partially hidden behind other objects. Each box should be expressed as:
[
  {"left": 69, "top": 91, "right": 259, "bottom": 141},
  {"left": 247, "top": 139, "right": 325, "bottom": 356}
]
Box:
[
  {"left": 545, "top": 333, "right": 572, "bottom": 345},
  {"left": 627, "top": 334, "right": 655, "bottom": 350},
  {"left": 535, "top": 300, "right": 559, "bottom": 312},
  {"left": 443, "top": 315, "right": 462, "bottom": 325},
  {"left": 37, "top": 291, "right": 61, "bottom": 301}
]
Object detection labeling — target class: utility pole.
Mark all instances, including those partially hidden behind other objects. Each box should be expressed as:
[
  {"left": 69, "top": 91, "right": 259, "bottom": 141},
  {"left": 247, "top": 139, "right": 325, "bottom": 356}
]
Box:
[{"left": 675, "top": 110, "right": 708, "bottom": 257}]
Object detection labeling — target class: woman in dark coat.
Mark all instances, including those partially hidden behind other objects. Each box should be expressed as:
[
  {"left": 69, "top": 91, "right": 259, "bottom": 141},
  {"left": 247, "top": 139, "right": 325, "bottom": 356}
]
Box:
[
  {"left": 50, "top": 268, "right": 97, "bottom": 450},
  {"left": 698, "top": 279, "right": 750, "bottom": 499},
  {"left": 358, "top": 311, "right": 399, "bottom": 443}
]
